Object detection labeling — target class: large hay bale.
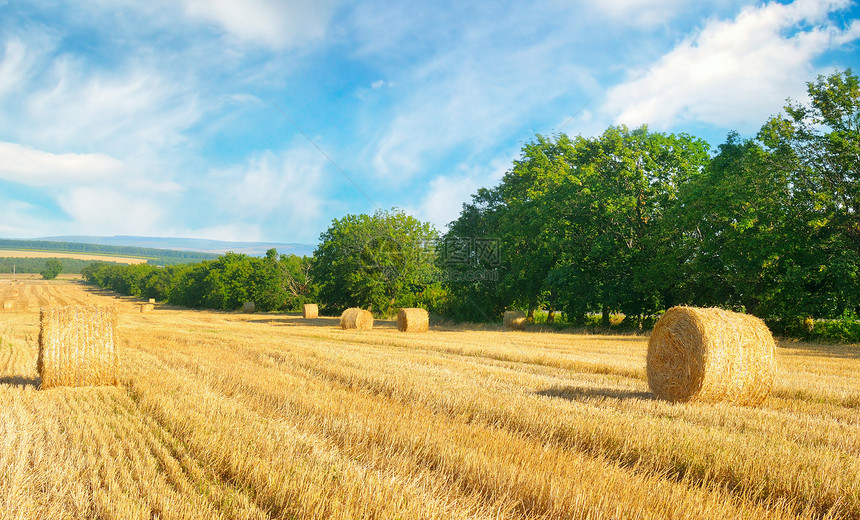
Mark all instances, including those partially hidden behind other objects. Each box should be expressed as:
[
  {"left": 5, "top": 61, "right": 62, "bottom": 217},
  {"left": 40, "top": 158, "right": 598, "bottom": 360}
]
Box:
[
  {"left": 647, "top": 306, "right": 776, "bottom": 405},
  {"left": 302, "top": 303, "right": 319, "bottom": 319},
  {"left": 503, "top": 310, "right": 527, "bottom": 330},
  {"left": 140, "top": 303, "right": 154, "bottom": 313},
  {"left": 340, "top": 307, "right": 373, "bottom": 330},
  {"left": 38, "top": 305, "right": 118, "bottom": 389},
  {"left": 243, "top": 302, "right": 256, "bottom": 313},
  {"left": 397, "top": 308, "right": 429, "bottom": 332}
]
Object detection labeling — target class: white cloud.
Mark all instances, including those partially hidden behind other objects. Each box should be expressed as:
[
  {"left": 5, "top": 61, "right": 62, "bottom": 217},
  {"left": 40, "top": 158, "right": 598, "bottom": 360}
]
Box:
[
  {"left": 587, "top": 0, "right": 691, "bottom": 27},
  {"left": 416, "top": 156, "right": 511, "bottom": 231},
  {"left": 603, "top": 0, "right": 860, "bottom": 130},
  {"left": 371, "top": 33, "right": 596, "bottom": 180},
  {"left": 180, "top": 0, "right": 339, "bottom": 48},
  {"left": 0, "top": 39, "right": 29, "bottom": 97},
  {"left": 23, "top": 61, "right": 200, "bottom": 154},
  {"left": 0, "top": 142, "right": 123, "bottom": 186},
  {"left": 56, "top": 187, "right": 166, "bottom": 236},
  {"left": 0, "top": 199, "right": 61, "bottom": 238},
  {"left": 205, "top": 143, "right": 327, "bottom": 241},
  {"left": 418, "top": 175, "right": 482, "bottom": 230}
]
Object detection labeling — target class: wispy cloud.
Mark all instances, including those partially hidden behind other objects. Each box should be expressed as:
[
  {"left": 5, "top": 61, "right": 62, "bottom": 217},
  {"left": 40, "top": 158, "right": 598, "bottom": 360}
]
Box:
[
  {"left": 56, "top": 186, "right": 167, "bottom": 236},
  {"left": 365, "top": 5, "right": 596, "bottom": 181},
  {"left": 202, "top": 142, "right": 328, "bottom": 242},
  {"left": 603, "top": 0, "right": 860, "bottom": 130},
  {"left": 0, "top": 142, "right": 122, "bottom": 186},
  {"left": 414, "top": 155, "right": 511, "bottom": 231},
  {"left": 586, "top": 0, "right": 692, "bottom": 27},
  {"left": 179, "top": 0, "right": 339, "bottom": 49}
]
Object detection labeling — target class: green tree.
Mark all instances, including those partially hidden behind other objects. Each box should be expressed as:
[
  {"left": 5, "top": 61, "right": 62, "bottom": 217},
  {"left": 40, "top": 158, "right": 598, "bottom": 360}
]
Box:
[
  {"left": 675, "top": 69, "right": 860, "bottom": 322},
  {"left": 443, "top": 127, "right": 708, "bottom": 325},
  {"left": 311, "top": 208, "right": 440, "bottom": 315},
  {"left": 546, "top": 127, "right": 709, "bottom": 326},
  {"left": 441, "top": 187, "right": 507, "bottom": 322},
  {"left": 40, "top": 259, "right": 62, "bottom": 280},
  {"left": 760, "top": 69, "right": 860, "bottom": 253}
]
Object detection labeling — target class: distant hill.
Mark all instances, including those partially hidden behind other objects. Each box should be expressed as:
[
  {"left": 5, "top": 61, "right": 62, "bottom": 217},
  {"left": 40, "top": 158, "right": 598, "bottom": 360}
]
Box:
[{"left": 35, "top": 235, "right": 316, "bottom": 258}]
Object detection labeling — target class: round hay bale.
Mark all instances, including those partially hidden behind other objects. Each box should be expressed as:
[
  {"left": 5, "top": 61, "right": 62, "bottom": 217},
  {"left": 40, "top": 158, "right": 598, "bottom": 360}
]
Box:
[
  {"left": 647, "top": 306, "right": 776, "bottom": 406},
  {"left": 148, "top": 298, "right": 156, "bottom": 304},
  {"left": 340, "top": 307, "right": 373, "bottom": 330},
  {"left": 38, "top": 304, "right": 118, "bottom": 389},
  {"left": 398, "top": 308, "right": 429, "bottom": 333},
  {"left": 2, "top": 301, "right": 12, "bottom": 311},
  {"left": 340, "top": 308, "right": 358, "bottom": 328},
  {"left": 302, "top": 303, "right": 319, "bottom": 319},
  {"left": 140, "top": 303, "right": 154, "bottom": 313},
  {"left": 243, "top": 302, "right": 256, "bottom": 314},
  {"left": 503, "top": 310, "right": 527, "bottom": 330}
]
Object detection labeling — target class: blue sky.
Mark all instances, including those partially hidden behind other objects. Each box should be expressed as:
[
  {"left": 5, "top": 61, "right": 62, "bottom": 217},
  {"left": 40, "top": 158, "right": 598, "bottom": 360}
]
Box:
[{"left": 1, "top": 0, "right": 858, "bottom": 244}]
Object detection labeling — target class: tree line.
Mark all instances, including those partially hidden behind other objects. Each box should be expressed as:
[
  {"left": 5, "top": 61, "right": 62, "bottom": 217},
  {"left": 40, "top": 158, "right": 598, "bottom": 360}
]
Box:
[
  {"left": 0, "top": 257, "right": 83, "bottom": 275},
  {"left": 82, "top": 70, "right": 859, "bottom": 340},
  {"left": 443, "top": 69, "right": 860, "bottom": 337},
  {"left": 82, "top": 250, "right": 314, "bottom": 312}
]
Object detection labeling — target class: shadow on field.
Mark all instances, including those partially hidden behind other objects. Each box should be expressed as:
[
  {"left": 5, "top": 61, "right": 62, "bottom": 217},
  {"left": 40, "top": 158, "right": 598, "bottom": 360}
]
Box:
[
  {"left": 244, "top": 315, "right": 402, "bottom": 330},
  {"left": 538, "top": 385, "right": 654, "bottom": 402},
  {"left": 0, "top": 375, "right": 40, "bottom": 388},
  {"left": 779, "top": 341, "right": 860, "bottom": 361}
]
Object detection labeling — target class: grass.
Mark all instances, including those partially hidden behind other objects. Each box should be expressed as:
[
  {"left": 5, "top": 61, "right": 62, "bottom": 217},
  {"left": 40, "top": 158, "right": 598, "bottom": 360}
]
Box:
[{"left": 0, "top": 280, "right": 858, "bottom": 519}]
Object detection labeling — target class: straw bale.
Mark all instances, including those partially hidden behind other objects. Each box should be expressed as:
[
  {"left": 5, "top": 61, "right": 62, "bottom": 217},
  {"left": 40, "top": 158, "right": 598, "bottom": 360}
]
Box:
[
  {"left": 647, "top": 306, "right": 776, "bottom": 405},
  {"left": 38, "top": 304, "right": 118, "bottom": 389},
  {"left": 140, "top": 303, "right": 154, "bottom": 313},
  {"left": 302, "top": 303, "right": 319, "bottom": 319},
  {"left": 398, "top": 308, "right": 429, "bottom": 332},
  {"left": 340, "top": 307, "right": 373, "bottom": 330},
  {"left": 148, "top": 298, "right": 156, "bottom": 304},
  {"left": 243, "top": 301, "right": 255, "bottom": 313},
  {"left": 2, "top": 301, "right": 11, "bottom": 310},
  {"left": 503, "top": 310, "right": 527, "bottom": 330}
]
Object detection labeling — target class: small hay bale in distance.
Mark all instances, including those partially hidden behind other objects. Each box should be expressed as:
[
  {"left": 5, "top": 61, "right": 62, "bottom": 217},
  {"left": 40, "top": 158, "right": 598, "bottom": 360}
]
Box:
[
  {"left": 340, "top": 307, "right": 373, "bottom": 330},
  {"left": 148, "top": 298, "right": 156, "bottom": 304},
  {"left": 647, "top": 306, "right": 776, "bottom": 406},
  {"left": 243, "top": 301, "right": 255, "bottom": 313},
  {"left": 503, "top": 310, "right": 527, "bottom": 330},
  {"left": 302, "top": 303, "right": 319, "bottom": 319},
  {"left": 2, "top": 301, "right": 12, "bottom": 310},
  {"left": 38, "top": 304, "right": 118, "bottom": 389},
  {"left": 397, "top": 308, "right": 429, "bottom": 333},
  {"left": 140, "top": 303, "right": 154, "bottom": 313}
]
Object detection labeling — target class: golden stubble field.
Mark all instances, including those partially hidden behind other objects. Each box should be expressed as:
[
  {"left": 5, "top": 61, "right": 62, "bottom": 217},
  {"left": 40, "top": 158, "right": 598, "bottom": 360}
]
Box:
[
  {"left": 0, "top": 280, "right": 858, "bottom": 520},
  {"left": 0, "top": 250, "right": 148, "bottom": 264}
]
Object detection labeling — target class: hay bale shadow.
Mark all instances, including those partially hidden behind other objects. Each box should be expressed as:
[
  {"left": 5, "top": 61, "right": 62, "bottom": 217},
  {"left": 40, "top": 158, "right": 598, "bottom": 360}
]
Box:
[
  {"left": 0, "top": 375, "right": 40, "bottom": 388},
  {"left": 537, "top": 385, "right": 654, "bottom": 402}
]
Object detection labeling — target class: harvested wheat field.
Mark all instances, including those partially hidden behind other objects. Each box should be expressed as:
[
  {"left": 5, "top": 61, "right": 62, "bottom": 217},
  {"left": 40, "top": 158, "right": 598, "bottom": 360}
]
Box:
[{"left": 1, "top": 280, "right": 859, "bottom": 519}]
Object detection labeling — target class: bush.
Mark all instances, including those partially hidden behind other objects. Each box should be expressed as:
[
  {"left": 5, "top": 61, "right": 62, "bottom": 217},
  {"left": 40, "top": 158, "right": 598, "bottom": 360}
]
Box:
[{"left": 40, "top": 259, "right": 62, "bottom": 280}]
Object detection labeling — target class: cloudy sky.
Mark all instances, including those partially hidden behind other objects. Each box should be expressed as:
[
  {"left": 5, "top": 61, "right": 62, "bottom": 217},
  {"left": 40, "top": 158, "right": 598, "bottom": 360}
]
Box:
[{"left": 1, "top": 0, "right": 858, "bottom": 244}]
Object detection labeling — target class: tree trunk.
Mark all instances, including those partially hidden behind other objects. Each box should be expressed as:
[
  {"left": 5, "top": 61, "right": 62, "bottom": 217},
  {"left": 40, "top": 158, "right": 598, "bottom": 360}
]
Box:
[{"left": 601, "top": 304, "right": 610, "bottom": 328}]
